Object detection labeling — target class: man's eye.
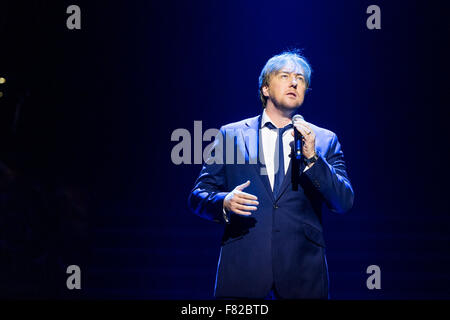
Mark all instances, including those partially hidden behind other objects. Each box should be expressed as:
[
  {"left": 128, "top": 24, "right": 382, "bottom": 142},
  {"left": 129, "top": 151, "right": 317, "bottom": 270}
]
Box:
[
  {"left": 281, "top": 74, "right": 288, "bottom": 79},
  {"left": 297, "top": 77, "right": 304, "bottom": 81}
]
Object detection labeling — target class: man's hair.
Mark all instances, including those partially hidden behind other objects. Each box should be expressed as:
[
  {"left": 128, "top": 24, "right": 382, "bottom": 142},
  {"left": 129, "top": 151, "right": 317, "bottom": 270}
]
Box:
[{"left": 258, "top": 50, "right": 312, "bottom": 107}]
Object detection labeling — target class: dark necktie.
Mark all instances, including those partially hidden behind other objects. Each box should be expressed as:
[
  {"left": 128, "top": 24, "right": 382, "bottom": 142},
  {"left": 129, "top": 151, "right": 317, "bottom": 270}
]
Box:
[{"left": 265, "top": 122, "right": 293, "bottom": 197}]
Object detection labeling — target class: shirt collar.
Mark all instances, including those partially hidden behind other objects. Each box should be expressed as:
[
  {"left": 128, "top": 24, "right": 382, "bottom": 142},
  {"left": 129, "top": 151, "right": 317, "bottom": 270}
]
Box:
[
  {"left": 261, "top": 109, "right": 274, "bottom": 129},
  {"left": 261, "top": 109, "right": 293, "bottom": 130}
]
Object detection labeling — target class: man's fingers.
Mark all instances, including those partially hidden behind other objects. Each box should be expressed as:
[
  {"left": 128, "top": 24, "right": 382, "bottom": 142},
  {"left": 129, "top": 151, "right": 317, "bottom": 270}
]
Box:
[
  {"left": 236, "top": 198, "right": 259, "bottom": 206},
  {"left": 233, "top": 209, "right": 252, "bottom": 216},
  {"left": 232, "top": 182, "right": 258, "bottom": 213},
  {"left": 237, "top": 191, "right": 258, "bottom": 200},
  {"left": 294, "top": 123, "right": 313, "bottom": 136},
  {"left": 235, "top": 203, "right": 258, "bottom": 211},
  {"left": 235, "top": 180, "right": 250, "bottom": 191}
]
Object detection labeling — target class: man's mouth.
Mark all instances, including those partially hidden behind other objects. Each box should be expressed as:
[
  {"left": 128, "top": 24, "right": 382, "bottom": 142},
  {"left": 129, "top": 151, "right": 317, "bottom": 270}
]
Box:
[{"left": 286, "top": 92, "right": 297, "bottom": 97}]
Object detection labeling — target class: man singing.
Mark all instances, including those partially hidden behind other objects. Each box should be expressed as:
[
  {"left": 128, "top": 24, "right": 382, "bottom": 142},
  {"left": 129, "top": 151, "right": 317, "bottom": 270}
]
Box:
[{"left": 188, "top": 50, "right": 354, "bottom": 299}]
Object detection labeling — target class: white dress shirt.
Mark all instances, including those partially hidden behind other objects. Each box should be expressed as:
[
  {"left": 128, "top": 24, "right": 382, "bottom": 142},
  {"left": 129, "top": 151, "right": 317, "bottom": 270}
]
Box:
[{"left": 260, "top": 109, "right": 295, "bottom": 191}]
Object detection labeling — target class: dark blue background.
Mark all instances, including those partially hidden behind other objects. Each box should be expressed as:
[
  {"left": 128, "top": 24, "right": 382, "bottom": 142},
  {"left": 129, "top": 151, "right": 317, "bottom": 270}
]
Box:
[{"left": 0, "top": 0, "right": 449, "bottom": 299}]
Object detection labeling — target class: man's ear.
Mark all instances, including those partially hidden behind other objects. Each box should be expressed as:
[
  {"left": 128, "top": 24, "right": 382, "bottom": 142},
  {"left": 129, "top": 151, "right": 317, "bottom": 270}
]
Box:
[{"left": 262, "top": 85, "right": 269, "bottom": 98}]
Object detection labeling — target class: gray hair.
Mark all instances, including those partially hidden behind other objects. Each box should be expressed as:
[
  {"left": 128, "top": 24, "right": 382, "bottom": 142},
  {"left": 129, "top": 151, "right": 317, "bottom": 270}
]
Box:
[{"left": 258, "top": 50, "right": 312, "bottom": 107}]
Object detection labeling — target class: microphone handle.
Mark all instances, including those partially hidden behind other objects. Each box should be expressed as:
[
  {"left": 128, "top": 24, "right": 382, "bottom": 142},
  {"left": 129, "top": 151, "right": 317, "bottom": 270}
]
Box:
[{"left": 294, "top": 129, "right": 302, "bottom": 160}]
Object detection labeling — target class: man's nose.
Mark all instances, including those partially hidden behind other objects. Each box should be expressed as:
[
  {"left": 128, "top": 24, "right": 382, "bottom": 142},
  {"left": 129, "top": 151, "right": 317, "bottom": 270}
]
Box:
[{"left": 290, "top": 77, "right": 298, "bottom": 88}]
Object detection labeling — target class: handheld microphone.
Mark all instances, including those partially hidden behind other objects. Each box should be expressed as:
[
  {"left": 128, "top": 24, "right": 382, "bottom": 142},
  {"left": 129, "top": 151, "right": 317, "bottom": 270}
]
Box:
[{"left": 292, "top": 114, "right": 304, "bottom": 160}]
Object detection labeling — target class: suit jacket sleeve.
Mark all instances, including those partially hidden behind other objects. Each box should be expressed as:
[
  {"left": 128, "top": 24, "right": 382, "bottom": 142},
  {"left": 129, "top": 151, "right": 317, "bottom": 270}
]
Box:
[
  {"left": 303, "top": 133, "right": 354, "bottom": 213},
  {"left": 187, "top": 127, "right": 230, "bottom": 223}
]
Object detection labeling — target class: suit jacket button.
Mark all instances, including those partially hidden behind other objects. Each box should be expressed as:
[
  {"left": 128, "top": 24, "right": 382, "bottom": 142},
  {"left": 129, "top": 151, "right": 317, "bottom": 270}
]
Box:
[{"left": 273, "top": 204, "right": 279, "bottom": 209}]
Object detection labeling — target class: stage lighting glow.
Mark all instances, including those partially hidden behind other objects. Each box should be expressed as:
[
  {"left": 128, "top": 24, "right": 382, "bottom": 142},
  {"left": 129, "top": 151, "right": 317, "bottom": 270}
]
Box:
[{"left": 0, "top": 77, "right": 5, "bottom": 84}]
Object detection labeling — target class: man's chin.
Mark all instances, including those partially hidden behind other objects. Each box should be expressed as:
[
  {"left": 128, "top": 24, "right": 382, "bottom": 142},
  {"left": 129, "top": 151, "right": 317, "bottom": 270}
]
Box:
[{"left": 280, "top": 102, "right": 302, "bottom": 111}]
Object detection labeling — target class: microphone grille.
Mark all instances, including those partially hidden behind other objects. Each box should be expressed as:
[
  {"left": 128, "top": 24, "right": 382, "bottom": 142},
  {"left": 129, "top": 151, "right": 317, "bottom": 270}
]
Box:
[{"left": 292, "top": 114, "right": 304, "bottom": 124}]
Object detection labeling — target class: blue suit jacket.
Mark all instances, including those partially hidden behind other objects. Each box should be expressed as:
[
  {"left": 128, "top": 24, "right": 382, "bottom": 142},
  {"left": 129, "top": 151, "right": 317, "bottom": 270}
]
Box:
[{"left": 188, "top": 114, "right": 354, "bottom": 299}]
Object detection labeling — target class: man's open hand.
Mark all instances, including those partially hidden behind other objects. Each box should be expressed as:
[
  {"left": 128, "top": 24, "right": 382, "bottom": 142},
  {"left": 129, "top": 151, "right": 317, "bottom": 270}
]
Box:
[{"left": 223, "top": 180, "right": 259, "bottom": 216}]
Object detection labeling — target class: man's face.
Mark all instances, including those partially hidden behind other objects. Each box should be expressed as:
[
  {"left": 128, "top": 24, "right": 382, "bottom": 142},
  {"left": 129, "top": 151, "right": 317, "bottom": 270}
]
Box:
[{"left": 262, "top": 63, "right": 307, "bottom": 111}]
